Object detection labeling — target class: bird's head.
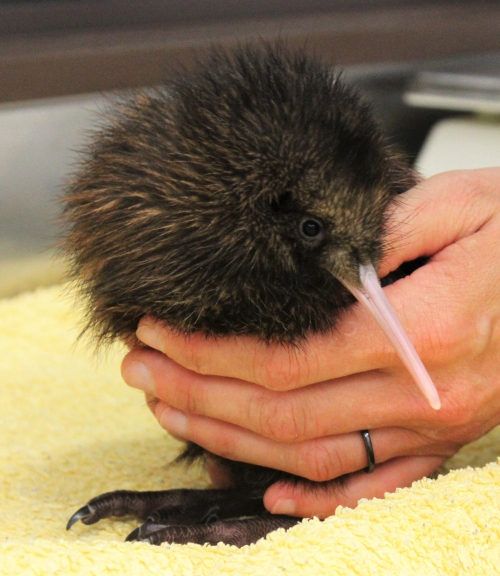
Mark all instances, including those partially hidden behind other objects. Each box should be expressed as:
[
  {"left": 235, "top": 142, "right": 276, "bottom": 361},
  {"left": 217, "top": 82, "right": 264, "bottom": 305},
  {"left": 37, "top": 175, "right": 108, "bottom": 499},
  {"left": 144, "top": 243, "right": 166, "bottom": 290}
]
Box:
[{"left": 168, "top": 43, "right": 439, "bottom": 408}]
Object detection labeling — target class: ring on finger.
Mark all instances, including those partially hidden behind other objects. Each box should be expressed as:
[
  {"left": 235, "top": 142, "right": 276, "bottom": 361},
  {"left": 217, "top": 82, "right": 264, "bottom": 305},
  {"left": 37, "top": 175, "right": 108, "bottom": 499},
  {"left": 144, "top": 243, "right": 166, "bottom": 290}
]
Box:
[{"left": 360, "top": 429, "right": 375, "bottom": 473}]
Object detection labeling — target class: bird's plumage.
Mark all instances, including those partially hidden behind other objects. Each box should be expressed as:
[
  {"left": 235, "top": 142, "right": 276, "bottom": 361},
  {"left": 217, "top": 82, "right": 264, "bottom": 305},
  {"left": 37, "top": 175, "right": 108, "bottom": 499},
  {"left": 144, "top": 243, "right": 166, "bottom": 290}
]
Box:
[
  {"left": 62, "top": 42, "right": 418, "bottom": 546},
  {"left": 62, "top": 43, "right": 415, "bottom": 346}
]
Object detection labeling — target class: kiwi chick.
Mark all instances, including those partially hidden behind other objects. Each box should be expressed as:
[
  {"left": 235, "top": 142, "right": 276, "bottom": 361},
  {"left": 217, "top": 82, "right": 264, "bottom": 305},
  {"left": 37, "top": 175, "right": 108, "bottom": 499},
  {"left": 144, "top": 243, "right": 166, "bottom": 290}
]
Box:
[{"left": 63, "top": 42, "right": 418, "bottom": 547}]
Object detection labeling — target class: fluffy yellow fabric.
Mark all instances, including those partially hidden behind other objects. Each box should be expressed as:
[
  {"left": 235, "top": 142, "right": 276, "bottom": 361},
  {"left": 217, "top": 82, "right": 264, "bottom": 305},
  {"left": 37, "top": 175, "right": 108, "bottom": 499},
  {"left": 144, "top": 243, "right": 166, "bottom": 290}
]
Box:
[{"left": 2, "top": 285, "right": 500, "bottom": 575}]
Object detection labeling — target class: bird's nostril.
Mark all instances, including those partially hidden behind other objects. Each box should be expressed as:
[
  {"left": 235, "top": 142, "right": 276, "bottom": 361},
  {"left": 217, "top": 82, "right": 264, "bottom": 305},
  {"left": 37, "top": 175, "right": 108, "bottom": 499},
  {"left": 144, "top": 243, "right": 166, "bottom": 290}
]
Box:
[{"left": 270, "top": 192, "right": 292, "bottom": 213}]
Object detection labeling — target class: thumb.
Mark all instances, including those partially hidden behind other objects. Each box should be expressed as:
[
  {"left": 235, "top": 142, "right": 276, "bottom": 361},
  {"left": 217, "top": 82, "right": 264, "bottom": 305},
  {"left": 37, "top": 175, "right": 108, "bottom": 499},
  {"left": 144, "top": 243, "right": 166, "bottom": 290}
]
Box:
[
  {"left": 264, "top": 456, "right": 445, "bottom": 518},
  {"left": 380, "top": 168, "right": 500, "bottom": 277}
]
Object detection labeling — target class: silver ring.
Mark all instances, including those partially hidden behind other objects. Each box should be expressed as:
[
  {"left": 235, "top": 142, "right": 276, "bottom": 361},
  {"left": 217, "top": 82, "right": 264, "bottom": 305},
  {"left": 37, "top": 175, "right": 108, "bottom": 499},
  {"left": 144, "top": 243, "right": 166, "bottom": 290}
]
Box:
[{"left": 360, "top": 430, "right": 375, "bottom": 473}]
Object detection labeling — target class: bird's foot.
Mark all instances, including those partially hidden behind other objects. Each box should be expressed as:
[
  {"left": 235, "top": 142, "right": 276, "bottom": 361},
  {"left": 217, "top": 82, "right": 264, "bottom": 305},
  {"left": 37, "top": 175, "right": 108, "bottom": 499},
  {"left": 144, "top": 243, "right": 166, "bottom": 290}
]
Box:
[
  {"left": 125, "top": 514, "right": 300, "bottom": 546},
  {"left": 67, "top": 488, "right": 300, "bottom": 546}
]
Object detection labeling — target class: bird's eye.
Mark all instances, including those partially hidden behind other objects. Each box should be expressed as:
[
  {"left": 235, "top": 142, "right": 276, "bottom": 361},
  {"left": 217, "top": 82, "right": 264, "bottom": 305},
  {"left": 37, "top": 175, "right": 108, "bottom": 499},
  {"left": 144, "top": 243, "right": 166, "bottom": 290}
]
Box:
[{"left": 300, "top": 217, "right": 323, "bottom": 240}]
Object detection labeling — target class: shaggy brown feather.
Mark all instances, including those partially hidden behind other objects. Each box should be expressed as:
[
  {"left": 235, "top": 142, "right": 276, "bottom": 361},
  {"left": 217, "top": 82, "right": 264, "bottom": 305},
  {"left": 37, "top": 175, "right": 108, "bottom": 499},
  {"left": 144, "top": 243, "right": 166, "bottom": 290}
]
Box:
[{"left": 62, "top": 42, "right": 417, "bottom": 544}]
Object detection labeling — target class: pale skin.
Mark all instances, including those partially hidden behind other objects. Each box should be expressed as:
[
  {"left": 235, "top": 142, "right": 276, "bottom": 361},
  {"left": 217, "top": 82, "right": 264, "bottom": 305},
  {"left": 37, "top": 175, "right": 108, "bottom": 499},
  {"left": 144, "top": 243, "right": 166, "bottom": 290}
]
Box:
[{"left": 121, "top": 168, "right": 500, "bottom": 519}]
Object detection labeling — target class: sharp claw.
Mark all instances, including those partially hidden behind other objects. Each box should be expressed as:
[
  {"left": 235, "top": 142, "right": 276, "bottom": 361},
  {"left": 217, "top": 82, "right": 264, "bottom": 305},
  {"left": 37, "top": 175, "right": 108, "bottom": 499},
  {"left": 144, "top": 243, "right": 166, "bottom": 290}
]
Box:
[
  {"left": 125, "top": 527, "right": 140, "bottom": 542},
  {"left": 66, "top": 505, "right": 93, "bottom": 530},
  {"left": 139, "top": 533, "right": 159, "bottom": 545},
  {"left": 126, "top": 522, "right": 168, "bottom": 542}
]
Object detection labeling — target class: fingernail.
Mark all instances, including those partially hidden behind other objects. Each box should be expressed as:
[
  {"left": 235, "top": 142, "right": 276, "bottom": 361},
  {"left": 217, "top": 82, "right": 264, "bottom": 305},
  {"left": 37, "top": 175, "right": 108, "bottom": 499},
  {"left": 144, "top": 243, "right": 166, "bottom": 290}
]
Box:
[
  {"left": 270, "top": 499, "right": 296, "bottom": 515},
  {"left": 123, "top": 361, "right": 154, "bottom": 395},
  {"left": 158, "top": 404, "right": 188, "bottom": 438},
  {"left": 136, "top": 324, "right": 161, "bottom": 349}
]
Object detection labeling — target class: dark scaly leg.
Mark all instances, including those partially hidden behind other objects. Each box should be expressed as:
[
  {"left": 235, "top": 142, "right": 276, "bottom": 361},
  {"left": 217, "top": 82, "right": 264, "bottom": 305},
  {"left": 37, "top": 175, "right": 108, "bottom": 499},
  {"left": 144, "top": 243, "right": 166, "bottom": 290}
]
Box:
[
  {"left": 67, "top": 488, "right": 265, "bottom": 529},
  {"left": 67, "top": 488, "right": 299, "bottom": 545},
  {"left": 132, "top": 515, "right": 301, "bottom": 546}
]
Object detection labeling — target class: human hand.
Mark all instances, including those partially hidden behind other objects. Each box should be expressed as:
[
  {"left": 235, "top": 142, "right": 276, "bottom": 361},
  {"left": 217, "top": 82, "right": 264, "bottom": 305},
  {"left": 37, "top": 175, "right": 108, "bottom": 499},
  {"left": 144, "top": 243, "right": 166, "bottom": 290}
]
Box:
[{"left": 122, "top": 168, "right": 500, "bottom": 518}]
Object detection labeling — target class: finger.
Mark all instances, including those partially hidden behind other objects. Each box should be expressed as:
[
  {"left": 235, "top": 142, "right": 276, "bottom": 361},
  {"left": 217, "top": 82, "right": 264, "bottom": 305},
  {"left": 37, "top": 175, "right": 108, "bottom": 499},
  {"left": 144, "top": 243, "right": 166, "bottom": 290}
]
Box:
[
  {"left": 380, "top": 168, "right": 500, "bottom": 275},
  {"left": 152, "top": 401, "right": 443, "bottom": 481},
  {"left": 264, "top": 455, "right": 446, "bottom": 518},
  {"left": 136, "top": 317, "right": 353, "bottom": 390},
  {"left": 135, "top": 311, "right": 406, "bottom": 390},
  {"left": 122, "top": 347, "right": 437, "bottom": 441}
]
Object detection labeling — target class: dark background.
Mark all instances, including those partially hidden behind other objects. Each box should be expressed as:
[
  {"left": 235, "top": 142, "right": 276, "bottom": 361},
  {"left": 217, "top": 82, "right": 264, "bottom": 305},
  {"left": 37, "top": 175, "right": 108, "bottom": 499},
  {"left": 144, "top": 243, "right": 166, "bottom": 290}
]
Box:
[{"left": 2, "top": 0, "right": 500, "bottom": 103}]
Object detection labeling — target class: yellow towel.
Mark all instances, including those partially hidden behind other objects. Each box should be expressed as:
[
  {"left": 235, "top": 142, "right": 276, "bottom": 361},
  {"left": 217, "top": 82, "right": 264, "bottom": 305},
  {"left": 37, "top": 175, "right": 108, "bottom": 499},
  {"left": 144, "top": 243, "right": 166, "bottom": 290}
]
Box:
[{"left": 2, "top": 285, "right": 500, "bottom": 575}]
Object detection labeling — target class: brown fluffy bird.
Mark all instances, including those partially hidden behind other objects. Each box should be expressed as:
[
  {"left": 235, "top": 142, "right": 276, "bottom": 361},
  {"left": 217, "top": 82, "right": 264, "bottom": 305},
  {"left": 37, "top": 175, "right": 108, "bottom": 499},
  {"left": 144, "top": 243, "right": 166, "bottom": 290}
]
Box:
[{"left": 63, "top": 42, "right": 438, "bottom": 547}]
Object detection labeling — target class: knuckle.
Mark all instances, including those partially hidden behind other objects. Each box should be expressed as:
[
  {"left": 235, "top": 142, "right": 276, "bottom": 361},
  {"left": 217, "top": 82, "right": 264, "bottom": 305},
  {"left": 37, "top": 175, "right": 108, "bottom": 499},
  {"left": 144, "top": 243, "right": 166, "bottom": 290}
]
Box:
[
  {"left": 258, "top": 359, "right": 295, "bottom": 391},
  {"left": 451, "top": 170, "right": 495, "bottom": 222},
  {"left": 183, "top": 339, "right": 206, "bottom": 374},
  {"left": 172, "top": 332, "right": 214, "bottom": 376},
  {"left": 184, "top": 384, "right": 202, "bottom": 415},
  {"left": 163, "top": 359, "right": 206, "bottom": 415},
  {"left": 434, "top": 170, "right": 482, "bottom": 202},
  {"left": 258, "top": 393, "right": 306, "bottom": 442},
  {"left": 183, "top": 374, "right": 209, "bottom": 416},
  {"left": 438, "top": 383, "right": 478, "bottom": 430},
  {"left": 254, "top": 347, "right": 304, "bottom": 391},
  {"left": 415, "top": 303, "right": 470, "bottom": 364},
  {"left": 294, "top": 442, "right": 340, "bottom": 483},
  {"left": 428, "top": 169, "right": 493, "bottom": 233}
]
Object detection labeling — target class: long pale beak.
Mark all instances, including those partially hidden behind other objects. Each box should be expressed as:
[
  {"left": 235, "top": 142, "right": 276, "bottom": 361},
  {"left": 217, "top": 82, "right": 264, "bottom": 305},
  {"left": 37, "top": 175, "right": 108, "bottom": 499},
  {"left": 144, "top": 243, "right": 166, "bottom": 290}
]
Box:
[{"left": 342, "top": 263, "right": 441, "bottom": 410}]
